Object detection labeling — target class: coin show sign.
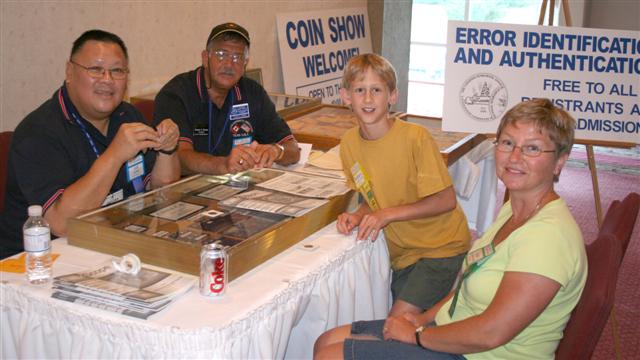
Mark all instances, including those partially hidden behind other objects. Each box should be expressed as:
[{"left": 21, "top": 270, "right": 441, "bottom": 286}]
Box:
[
  {"left": 443, "top": 20, "right": 639, "bottom": 144},
  {"left": 276, "top": 8, "right": 373, "bottom": 105}
]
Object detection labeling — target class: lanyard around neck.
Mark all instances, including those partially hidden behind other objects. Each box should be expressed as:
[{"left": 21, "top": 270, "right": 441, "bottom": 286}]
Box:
[
  {"left": 208, "top": 88, "right": 235, "bottom": 154},
  {"left": 59, "top": 87, "right": 101, "bottom": 159},
  {"left": 448, "top": 243, "right": 495, "bottom": 317}
]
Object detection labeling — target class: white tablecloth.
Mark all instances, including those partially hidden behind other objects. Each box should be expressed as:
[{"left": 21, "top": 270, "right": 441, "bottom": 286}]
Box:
[
  {"left": 448, "top": 140, "right": 498, "bottom": 234},
  {"left": 0, "top": 222, "right": 391, "bottom": 359}
]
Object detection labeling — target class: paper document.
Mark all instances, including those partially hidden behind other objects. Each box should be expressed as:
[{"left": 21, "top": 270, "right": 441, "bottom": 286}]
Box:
[
  {"left": 257, "top": 172, "right": 349, "bottom": 199},
  {"left": 220, "top": 189, "right": 328, "bottom": 217}
]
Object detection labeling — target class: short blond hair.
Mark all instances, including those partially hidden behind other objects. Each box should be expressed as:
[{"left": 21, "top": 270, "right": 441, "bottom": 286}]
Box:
[
  {"left": 496, "top": 98, "right": 575, "bottom": 157},
  {"left": 341, "top": 54, "right": 397, "bottom": 92}
]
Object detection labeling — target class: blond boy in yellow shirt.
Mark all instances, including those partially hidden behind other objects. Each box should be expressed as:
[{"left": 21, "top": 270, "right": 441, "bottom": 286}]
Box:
[{"left": 337, "top": 54, "right": 470, "bottom": 316}]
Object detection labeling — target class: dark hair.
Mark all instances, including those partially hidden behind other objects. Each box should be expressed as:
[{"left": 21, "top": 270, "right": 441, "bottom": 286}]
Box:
[{"left": 70, "top": 29, "right": 128, "bottom": 59}]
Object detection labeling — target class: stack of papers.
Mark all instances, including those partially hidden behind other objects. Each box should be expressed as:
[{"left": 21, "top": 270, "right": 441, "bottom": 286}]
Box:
[
  {"left": 297, "top": 146, "right": 345, "bottom": 179},
  {"left": 306, "top": 149, "right": 342, "bottom": 170},
  {"left": 276, "top": 144, "right": 346, "bottom": 179},
  {"left": 52, "top": 263, "right": 194, "bottom": 319}
]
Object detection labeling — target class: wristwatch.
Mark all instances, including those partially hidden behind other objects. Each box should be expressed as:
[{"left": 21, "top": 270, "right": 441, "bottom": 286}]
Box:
[
  {"left": 274, "top": 143, "right": 285, "bottom": 161},
  {"left": 415, "top": 325, "right": 426, "bottom": 349}
]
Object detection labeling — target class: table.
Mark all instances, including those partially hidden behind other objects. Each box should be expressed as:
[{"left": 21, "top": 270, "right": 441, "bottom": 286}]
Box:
[
  {"left": 286, "top": 108, "right": 486, "bottom": 166},
  {"left": 0, "top": 223, "right": 391, "bottom": 359}
]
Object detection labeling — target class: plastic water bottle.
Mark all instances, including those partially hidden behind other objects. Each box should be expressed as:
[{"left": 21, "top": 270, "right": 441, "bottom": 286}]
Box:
[{"left": 23, "top": 205, "right": 52, "bottom": 284}]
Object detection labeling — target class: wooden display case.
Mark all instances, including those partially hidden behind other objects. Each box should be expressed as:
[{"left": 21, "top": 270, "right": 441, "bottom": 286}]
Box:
[
  {"left": 286, "top": 107, "right": 486, "bottom": 166},
  {"left": 286, "top": 105, "right": 400, "bottom": 152},
  {"left": 401, "top": 114, "right": 487, "bottom": 166},
  {"left": 67, "top": 170, "right": 353, "bottom": 281},
  {"left": 268, "top": 93, "right": 322, "bottom": 120}
]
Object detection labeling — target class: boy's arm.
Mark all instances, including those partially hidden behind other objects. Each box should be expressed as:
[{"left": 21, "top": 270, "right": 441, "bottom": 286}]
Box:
[
  {"left": 356, "top": 185, "right": 457, "bottom": 240},
  {"left": 385, "top": 185, "right": 456, "bottom": 223}
]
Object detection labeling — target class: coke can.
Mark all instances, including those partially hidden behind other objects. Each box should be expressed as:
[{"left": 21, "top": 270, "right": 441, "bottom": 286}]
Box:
[{"left": 199, "top": 243, "right": 227, "bottom": 297}]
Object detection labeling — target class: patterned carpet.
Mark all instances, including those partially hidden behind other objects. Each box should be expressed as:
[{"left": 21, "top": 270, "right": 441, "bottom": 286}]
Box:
[{"left": 495, "top": 148, "right": 640, "bottom": 359}]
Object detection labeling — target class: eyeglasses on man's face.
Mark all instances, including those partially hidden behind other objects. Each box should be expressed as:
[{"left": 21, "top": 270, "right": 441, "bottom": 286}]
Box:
[
  {"left": 209, "top": 49, "right": 246, "bottom": 64},
  {"left": 494, "top": 139, "right": 556, "bottom": 157},
  {"left": 69, "top": 59, "right": 129, "bottom": 80}
]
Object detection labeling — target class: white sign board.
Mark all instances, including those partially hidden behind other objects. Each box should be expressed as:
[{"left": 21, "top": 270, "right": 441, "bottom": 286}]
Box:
[
  {"left": 276, "top": 8, "right": 373, "bottom": 105},
  {"left": 443, "top": 20, "right": 640, "bottom": 144}
]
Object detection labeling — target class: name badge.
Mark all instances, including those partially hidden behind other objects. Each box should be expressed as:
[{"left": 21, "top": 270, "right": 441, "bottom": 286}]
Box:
[
  {"left": 229, "top": 103, "right": 250, "bottom": 120},
  {"left": 350, "top": 162, "right": 379, "bottom": 210},
  {"left": 232, "top": 136, "right": 252, "bottom": 147},
  {"left": 466, "top": 243, "right": 495, "bottom": 266},
  {"left": 193, "top": 124, "right": 208, "bottom": 136},
  {"left": 102, "top": 189, "right": 124, "bottom": 206},
  {"left": 126, "top": 154, "right": 145, "bottom": 182}
]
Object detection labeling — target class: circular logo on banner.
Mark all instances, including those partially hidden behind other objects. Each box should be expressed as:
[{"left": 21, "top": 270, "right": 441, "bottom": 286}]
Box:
[{"left": 459, "top": 73, "right": 508, "bottom": 121}]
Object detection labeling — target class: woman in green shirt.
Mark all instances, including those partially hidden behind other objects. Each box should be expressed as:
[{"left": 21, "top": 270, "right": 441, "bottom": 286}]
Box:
[{"left": 314, "top": 98, "right": 587, "bottom": 360}]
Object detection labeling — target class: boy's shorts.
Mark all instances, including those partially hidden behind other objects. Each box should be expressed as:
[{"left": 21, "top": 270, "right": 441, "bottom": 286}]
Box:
[{"left": 391, "top": 253, "right": 466, "bottom": 310}]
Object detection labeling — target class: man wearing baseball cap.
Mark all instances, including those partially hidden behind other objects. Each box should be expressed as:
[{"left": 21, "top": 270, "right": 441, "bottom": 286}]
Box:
[{"left": 154, "top": 22, "right": 300, "bottom": 175}]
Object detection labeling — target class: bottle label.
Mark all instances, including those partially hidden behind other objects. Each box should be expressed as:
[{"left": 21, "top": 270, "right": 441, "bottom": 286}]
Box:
[{"left": 24, "top": 230, "right": 50, "bottom": 252}]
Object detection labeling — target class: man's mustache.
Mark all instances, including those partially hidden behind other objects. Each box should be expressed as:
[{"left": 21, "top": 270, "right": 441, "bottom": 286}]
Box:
[{"left": 219, "top": 68, "right": 236, "bottom": 76}]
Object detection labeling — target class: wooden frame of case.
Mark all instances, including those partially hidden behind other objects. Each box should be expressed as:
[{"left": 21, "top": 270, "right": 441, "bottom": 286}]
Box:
[{"left": 67, "top": 172, "right": 353, "bottom": 281}]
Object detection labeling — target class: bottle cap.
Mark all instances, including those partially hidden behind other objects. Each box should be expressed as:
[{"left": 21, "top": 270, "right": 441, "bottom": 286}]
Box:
[{"left": 28, "top": 205, "right": 43, "bottom": 217}]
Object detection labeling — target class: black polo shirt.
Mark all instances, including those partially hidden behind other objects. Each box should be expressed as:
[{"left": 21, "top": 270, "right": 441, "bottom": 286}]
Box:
[
  {"left": 153, "top": 67, "right": 294, "bottom": 156},
  {"left": 0, "top": 86, "right": 157, "bottom": 258}
]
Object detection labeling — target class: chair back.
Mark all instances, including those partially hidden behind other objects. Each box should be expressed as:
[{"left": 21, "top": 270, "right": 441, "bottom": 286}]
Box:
[
  {"left": 598, "top": 199, "right": 621, "bottom": 238},
  {"left": 555, "top": 232, "right": 623, "bottom": 359},
  {"left": 598, "top": 192, "right": 640, "bottom": 257},
  {"left": 133, "top": 100, "right": 155, "bottom": 125},
  {"left": 617, "top": 192, "right": 640, "bottom": 255},
  {"left": 0, "top": 131, "right": 13, "bottom": 213}
]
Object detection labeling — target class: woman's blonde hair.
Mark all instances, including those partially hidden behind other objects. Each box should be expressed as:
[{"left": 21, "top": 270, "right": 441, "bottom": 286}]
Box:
[{"left": 496, "top": 98, "right": 576, "bottom": 157}]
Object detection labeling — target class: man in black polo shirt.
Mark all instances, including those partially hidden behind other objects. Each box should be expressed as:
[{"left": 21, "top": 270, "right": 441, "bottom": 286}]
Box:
[
  {"left": 154, "top": 22, "right": 300, "bottom": 175},
  {"left": 0, "top": 30, "right": 180, "bottom": 259}
]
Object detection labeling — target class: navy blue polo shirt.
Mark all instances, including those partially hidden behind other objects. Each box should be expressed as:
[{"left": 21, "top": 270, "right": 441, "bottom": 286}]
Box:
[
  {"left": 0, "top": 85, "right": 157, "bottom": 258},
  {"left": 153, "top": 67, "right": 294, "bottom": 156}
]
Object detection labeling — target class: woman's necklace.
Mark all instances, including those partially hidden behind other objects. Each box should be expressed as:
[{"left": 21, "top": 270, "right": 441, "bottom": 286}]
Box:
[
  {"left": 509, "top": 188, "right": 555, "bottom": 228},
  {"left": 491, "top": 188, "right": 556, "bottom": 248}
]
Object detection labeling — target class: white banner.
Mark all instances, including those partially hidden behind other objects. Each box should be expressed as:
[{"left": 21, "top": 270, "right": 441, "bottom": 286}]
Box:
[
  {"left": 443, "top": 20, "right": 640, "bottom": 144},
  {"left": 276, "top": 8, "right": 373, "bottom": 105}
]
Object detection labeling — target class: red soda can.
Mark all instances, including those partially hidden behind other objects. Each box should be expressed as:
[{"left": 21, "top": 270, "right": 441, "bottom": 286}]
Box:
[{"left": 199, "top": 243, "right": 227, "bottom": 297}]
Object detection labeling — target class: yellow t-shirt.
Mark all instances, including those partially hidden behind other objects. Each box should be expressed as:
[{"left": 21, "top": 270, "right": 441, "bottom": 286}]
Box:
[
  {"left": 340, "top": 119, "right": 470, "bottom": 270},
  {"left": 435, "top": 199, "right": 588, "bottom": 359}
]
